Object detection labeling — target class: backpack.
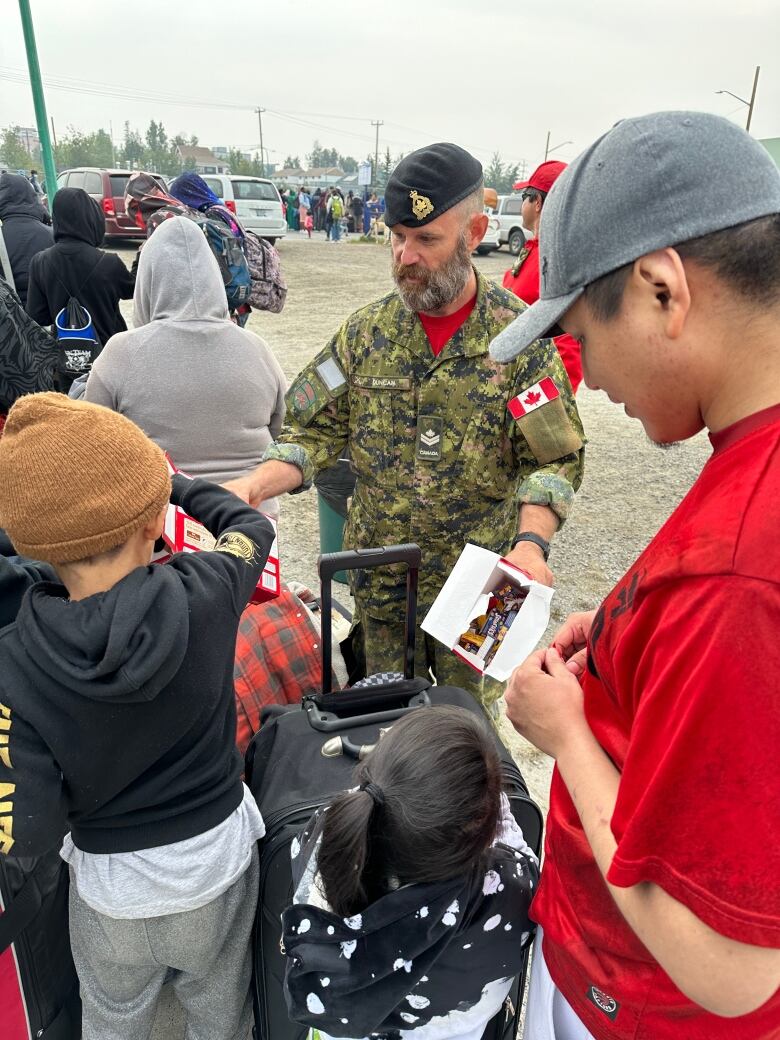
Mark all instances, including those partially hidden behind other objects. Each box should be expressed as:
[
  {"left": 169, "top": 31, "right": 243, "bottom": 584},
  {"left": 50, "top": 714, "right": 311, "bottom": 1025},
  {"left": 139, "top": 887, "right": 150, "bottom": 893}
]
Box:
[
  {"left": 145, "top": 208, "right": 252, "bottom": 312},
  {"left": 52, "top": 257, "right": 104, "bottom": 393},
  {"left": 330, "top": 195, "right": 343, "bottom": 219},
  {"left": 54, "top": 298, "right": 100, "bottom": 391},
  {"left": 242, "top": 232, "right": 287, "bottom": 314},
  {"left": 198, "top": 217, "right": 252, "bottom": 310}
]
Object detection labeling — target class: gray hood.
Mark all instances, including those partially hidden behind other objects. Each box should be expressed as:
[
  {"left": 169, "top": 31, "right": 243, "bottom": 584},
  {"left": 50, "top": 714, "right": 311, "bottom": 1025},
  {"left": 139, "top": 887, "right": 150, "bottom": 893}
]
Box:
[{"left": 134, "top": 215, "right": 229, "bottom": 326}]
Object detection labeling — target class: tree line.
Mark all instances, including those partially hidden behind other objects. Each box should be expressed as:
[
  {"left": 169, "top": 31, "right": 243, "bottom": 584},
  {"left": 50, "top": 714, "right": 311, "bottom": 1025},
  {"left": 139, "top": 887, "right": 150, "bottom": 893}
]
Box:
[
  {"left": 1, "top": 121, "right": 525, "bottom": 194},
  {"left": 0, "top": 120, "right": 267, "bottom": 179}
]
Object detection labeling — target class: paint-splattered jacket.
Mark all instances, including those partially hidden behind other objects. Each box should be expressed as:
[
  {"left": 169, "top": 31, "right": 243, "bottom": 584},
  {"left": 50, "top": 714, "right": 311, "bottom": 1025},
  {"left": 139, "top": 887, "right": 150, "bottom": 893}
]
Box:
[
  {"left": 265, "top": 273, "right": 585, "bottom": 619},
  {"left": 282, "top": 794, "right": 539, "bottom": 1040}
]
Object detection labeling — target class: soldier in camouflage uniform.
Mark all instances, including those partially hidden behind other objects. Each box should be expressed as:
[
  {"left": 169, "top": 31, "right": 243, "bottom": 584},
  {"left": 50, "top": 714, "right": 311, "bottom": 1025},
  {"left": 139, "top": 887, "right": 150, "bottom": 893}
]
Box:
[{"left": 226, "top": 144, "right": 585, "bottom": 713}]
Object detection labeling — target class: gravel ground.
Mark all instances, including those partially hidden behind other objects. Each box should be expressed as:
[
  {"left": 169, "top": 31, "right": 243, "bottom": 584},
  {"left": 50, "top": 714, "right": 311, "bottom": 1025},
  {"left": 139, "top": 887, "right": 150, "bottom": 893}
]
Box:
[{"left": 113, "top": 231, "right": 711, "bottom": 1039}]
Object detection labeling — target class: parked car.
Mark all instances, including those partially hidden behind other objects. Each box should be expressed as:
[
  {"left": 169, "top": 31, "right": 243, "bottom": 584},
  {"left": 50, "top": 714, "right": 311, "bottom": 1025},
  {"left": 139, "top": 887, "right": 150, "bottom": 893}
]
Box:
[
  {"left": 475, "top": 211, "right": 501, "bottom": 255},
  {"left": 490, "top": 195, "right": 531, "bottom": 255},
  {"left": 200, "top": 175, "right": 286, "bottom": 245},
  {"left": 50, "top": 168, "right": 168, "bottom": 239}
]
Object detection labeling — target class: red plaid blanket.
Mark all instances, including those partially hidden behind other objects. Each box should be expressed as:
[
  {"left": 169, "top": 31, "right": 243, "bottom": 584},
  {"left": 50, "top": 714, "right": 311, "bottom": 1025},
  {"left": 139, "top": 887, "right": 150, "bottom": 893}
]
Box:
[{"left": 234, "top": 588, "right": 333, "bottom": 756}]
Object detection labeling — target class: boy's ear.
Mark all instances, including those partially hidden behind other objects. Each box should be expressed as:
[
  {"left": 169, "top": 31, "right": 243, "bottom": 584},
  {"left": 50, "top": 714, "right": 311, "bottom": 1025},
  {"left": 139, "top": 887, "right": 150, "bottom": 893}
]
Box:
[{"left": 142, "top": 505, "right": 168, "bottom": 542}]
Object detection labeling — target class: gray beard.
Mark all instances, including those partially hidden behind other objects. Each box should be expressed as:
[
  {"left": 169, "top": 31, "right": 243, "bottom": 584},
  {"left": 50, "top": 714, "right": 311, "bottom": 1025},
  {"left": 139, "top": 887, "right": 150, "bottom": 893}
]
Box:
[{"left": 393, "top": 234, "right": 473, "bottom": 313}]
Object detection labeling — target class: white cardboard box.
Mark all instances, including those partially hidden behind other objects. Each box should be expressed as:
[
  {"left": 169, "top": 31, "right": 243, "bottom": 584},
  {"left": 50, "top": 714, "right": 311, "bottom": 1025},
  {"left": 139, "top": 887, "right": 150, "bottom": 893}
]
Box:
[
  {"left": 421, "top": 543, "right": 553, "bottom": 682},
  {"left": 160, "top": 458, "right": 280, "bottom": 604}
]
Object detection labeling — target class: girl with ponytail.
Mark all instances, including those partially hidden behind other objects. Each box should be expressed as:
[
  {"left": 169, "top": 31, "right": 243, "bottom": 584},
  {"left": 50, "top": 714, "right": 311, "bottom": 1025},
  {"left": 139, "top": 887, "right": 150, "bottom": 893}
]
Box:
[{"left": 282, "top": 706, "right": 539, "bottom": 1040}]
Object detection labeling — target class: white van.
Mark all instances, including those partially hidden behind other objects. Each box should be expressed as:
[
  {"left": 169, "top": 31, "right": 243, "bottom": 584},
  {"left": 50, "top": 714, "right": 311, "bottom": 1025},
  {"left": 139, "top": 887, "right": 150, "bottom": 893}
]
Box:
[{"left": 200, "top": 175, "right": 286, "bottom": 244}]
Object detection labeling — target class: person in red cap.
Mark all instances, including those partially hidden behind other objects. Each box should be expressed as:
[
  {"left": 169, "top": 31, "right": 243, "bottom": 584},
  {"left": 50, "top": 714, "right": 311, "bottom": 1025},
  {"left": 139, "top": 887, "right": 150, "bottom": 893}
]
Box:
[{"left": 502, "top": 161, "right": 583, "bottom": 392}]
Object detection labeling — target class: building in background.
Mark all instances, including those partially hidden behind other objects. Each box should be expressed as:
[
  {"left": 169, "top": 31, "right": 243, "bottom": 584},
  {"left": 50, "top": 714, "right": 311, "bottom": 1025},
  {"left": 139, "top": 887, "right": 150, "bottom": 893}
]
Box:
[
  {"left": 175, "top": 145, "right": 230, "bottom": 175},
  {"left": 270, "top": 166, "right": 344, "bottom": 189},
  {"left": 270, "top": 166, "right": 308, "bottom": 186},
  {"left": 213, "top": 146, "right": 252, "bottom": 164},
  {"left": 15, "top": 127, "right": 41, "bottom": 159}
]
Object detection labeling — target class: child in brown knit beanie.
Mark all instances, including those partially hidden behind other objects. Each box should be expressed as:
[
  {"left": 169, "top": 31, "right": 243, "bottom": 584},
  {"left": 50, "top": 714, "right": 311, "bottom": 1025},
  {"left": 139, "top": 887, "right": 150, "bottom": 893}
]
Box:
[
  {"left": 0, "top": 392, "right": 170, "bottom": 589},
  {"left": 0, "top": 392, "right": 276, "bottom": 1040}
]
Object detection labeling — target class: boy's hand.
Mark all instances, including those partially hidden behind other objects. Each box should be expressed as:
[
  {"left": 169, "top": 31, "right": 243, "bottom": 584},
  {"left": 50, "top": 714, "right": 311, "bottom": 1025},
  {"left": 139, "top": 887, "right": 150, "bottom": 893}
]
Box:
[
  {"left": 505, "top": 647, "right": 589, "bottom": 759},
  {"left": 550, "top": 609, "right": 596, "bottom": 677}
]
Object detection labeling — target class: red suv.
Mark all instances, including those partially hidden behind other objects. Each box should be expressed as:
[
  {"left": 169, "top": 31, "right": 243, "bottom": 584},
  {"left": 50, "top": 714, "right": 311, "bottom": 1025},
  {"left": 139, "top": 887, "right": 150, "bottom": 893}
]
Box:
[{"left": 53, "top": 168, "right": 168, "bottom": 238}]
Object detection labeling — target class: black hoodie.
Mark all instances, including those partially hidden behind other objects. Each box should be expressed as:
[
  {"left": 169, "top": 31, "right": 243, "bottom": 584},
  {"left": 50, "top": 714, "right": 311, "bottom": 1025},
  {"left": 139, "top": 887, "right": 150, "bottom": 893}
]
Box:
[
  {"left": 25, "top": 187, "right": 134, "bottom": 348},
  {"left": 0, "top": 172, "right": 54, "bottom": 307},
  {"left": 0, "top": 475, "right": 275, "bottom": 858}
]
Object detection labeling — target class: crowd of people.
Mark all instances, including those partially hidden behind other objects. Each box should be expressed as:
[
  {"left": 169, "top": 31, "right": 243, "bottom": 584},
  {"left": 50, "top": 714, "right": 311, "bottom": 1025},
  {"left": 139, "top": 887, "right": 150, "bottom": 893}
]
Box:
[
  {"left": 0, "top": 108, "right": 778, "bottom": 1040},
  {"left": 279, "top": 183, "right": 385, "bottom": 240}
]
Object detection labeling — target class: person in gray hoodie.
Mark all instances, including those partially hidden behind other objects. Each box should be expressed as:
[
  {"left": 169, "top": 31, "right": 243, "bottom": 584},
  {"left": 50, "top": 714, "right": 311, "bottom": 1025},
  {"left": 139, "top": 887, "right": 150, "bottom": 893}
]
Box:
[
  {"left": 85, "top": 216, "right": 287, "bottom": 517},
  {"left": 0, "top": 171, "right": 53, "bottom": 307}
]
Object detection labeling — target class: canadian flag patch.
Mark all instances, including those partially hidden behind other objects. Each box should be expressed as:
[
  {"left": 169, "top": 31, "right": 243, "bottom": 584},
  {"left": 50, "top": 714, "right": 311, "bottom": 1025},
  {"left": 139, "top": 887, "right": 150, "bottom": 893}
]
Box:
[{"left": 507, "top": 376, "right": 559, "bottom": 419}]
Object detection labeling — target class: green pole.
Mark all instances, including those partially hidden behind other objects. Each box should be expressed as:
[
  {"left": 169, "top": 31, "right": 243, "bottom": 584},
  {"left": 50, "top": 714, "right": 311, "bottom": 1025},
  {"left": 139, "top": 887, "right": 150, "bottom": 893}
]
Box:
[{"left": 17, "top": 0, "right": 58, "bottom": 202}]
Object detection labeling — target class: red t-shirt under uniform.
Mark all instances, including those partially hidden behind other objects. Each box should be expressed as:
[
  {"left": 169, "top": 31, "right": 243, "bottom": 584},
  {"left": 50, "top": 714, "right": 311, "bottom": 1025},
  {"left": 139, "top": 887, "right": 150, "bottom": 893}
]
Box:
[
  {"left": 418, "top": 295, "right": 477, "bottom": 356},
  {"left": 534, "top": 403, "right": 780, "bottom": 1040},
  {"left": 502, "top": 237, "right": 583, "bottom": 393}
]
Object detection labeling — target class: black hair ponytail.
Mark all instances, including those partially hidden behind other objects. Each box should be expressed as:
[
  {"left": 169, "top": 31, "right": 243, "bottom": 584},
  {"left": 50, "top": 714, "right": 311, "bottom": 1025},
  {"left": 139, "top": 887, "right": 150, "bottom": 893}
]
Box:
[
  {"left": 317, "top": 706, "right": 502, "bottom": 918},
  {"left": 317, "top": 786, "right": 380, "bottom": 918}
]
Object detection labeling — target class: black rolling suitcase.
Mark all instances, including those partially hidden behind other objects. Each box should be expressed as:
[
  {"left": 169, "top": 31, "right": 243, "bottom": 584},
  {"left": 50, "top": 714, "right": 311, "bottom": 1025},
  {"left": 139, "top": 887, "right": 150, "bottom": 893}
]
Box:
[
  {"left": 246, "top": 544, "right": 543, "bottom": 1040},
  {"left": 0, "top": 852, "right": 81, "bottom": 1039}
]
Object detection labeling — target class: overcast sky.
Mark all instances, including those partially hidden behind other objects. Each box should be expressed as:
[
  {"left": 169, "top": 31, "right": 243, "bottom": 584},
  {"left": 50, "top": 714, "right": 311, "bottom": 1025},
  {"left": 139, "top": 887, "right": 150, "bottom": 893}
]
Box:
[{"left": 2, "top": 0, "right": 778, "bottom": 172}]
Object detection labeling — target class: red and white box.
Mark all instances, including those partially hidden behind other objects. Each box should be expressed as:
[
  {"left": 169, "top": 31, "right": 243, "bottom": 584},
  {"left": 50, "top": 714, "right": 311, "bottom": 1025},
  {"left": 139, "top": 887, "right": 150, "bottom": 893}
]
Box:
[
  {"left": 160, "top": 459, "right": 280, "bottom": 604},
  {"left": 421, "top": 543, "right": 553, "bottom": 681}
]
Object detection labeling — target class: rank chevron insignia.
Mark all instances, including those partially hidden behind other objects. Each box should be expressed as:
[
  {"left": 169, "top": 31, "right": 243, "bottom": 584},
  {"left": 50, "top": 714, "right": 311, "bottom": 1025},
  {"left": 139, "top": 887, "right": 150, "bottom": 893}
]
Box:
[{"left": 420, "top": 428, "right": 440, "bottom": 446}]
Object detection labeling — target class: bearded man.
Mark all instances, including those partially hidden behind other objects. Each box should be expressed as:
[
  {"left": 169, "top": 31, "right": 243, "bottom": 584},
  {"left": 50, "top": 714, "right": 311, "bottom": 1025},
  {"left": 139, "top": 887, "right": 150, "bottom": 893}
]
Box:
[{"left": 225, "top": 143, "right": 584, "bottom": 713}]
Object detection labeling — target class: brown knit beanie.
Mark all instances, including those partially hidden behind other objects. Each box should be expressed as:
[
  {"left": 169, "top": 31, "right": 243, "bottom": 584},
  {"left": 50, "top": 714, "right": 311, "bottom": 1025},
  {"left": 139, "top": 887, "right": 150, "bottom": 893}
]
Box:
[{"left": 0, "top": 393, "right": 171, "bottom": 563}]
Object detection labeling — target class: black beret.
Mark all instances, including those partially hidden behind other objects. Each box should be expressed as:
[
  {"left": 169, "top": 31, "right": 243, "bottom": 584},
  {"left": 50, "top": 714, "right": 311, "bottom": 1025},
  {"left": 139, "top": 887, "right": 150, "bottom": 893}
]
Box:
[{"left": 384, "top": 142, "right": 483, "bottom": 228}]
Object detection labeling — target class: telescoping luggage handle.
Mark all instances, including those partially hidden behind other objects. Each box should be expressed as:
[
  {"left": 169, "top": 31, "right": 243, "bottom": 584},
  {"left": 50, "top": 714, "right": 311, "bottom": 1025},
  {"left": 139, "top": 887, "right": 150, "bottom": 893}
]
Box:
[
  {"left": 318, "top": 544, "right": 421, "bottom": 693},
  {"left": 311, "top": 545, "right": 427, "bottom": 735}
]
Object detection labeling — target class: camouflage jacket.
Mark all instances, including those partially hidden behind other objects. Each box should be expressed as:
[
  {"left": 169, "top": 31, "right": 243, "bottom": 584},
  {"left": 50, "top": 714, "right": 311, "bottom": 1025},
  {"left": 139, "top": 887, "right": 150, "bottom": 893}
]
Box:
[{"left": 266, "top": 273, "right": 585, "bottom": 620}]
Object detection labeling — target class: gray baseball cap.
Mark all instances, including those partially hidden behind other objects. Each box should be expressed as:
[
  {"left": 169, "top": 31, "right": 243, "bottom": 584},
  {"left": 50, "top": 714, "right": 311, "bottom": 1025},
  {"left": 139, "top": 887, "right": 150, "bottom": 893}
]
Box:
[{"left": 490, "top": 110, "right": 780, "bottom": 362}]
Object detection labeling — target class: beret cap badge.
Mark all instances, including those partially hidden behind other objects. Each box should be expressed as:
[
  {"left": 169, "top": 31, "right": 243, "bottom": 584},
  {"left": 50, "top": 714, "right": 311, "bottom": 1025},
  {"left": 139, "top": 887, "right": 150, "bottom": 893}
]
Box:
[{"left": 409, "top": 190, "right": 434, "bottom": 221}]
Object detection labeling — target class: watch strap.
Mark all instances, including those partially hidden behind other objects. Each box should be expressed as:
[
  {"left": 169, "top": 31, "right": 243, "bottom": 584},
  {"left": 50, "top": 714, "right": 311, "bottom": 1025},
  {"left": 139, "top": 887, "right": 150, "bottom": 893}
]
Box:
[{"left": 510, "top": 531, "right": 550, "bottom": 560}]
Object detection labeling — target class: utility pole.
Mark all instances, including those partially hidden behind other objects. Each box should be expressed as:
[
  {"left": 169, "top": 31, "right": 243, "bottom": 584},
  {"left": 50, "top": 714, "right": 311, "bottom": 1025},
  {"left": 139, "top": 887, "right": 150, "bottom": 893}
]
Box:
[
  {"left": 256, "top": 108, "right": 266, "bottom": 177},
  {"left": 544, "top": 134, "right": 573, "bottom": 163},
  {"left": 716, "top": 66, "right": 761, "bottom": 134},
  {"left": 371, "top": 119, "right": 383, "bottom": 192},
  {"left": 746, "top": 65, "right": 760, "bottom": 132},
  {"left": 17, "top": 0, "right": 57, "bottom": 199}
]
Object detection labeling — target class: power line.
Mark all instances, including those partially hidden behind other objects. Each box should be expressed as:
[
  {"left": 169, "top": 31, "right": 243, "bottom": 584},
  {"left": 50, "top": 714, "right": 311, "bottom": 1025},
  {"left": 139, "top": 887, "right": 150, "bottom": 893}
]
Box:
[{"left": 1, "top": 65, "right": 533, "bottom": 164}]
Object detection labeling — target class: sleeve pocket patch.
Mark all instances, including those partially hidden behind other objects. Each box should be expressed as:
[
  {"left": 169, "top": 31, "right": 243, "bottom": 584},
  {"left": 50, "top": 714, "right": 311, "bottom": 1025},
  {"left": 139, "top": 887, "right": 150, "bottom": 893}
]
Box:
[{"left": 516, "top": 396, "right": 583, "bottom": 465}]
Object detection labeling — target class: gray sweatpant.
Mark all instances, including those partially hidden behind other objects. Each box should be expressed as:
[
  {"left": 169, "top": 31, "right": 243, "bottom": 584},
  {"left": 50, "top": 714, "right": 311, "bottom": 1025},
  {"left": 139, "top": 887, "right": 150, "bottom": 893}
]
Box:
[{"left": 68, "top": 846, "right": 259, "bottom": 1040}]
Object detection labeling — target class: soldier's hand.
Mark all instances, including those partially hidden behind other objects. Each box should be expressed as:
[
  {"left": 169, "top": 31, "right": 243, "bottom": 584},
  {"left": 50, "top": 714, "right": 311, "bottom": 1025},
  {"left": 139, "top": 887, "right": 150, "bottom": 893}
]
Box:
[
  {"left": 504, "top": 542, "right": 554, "bottom": 587},
  {"left": 550, "top": 610, "right": 596, "bottom": 677}
]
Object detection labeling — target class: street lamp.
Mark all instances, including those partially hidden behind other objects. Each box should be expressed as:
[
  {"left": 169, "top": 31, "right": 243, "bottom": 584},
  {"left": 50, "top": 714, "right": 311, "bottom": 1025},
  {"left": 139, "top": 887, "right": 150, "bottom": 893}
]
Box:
[
  {"left": 717, "top": 65, "right": 760, "bottom": 132},
  {"left": 544, "top": 131, "right": 573, "bottom": 161}
]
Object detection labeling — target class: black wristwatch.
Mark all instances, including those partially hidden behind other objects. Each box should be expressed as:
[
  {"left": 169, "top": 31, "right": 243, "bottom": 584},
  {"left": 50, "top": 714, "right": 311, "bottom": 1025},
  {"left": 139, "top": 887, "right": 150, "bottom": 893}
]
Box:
[{"left": 510, "top": 531, "right": 550, "bottom": 560}]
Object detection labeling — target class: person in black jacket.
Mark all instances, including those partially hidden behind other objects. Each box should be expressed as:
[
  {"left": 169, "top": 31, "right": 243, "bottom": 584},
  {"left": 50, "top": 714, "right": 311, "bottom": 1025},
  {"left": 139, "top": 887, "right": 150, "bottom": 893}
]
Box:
[
  {"left": 25, "top": 188, "right": 134, "bottom": 349},
  {"left": 0, "top": 172, "right": 53, "bottom": 307},
  {"left": 0, "top": 393, "right": 276, "bottom": 1040},
  {"left": 0, "top": 277, "right": 58, "bottom": 418}
]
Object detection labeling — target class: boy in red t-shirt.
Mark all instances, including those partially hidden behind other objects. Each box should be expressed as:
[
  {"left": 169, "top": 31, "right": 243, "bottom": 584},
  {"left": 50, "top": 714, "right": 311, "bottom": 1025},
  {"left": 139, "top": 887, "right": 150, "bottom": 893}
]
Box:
[{"left": 489, "top": 111, "right": 780, "bottom": 1040}]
